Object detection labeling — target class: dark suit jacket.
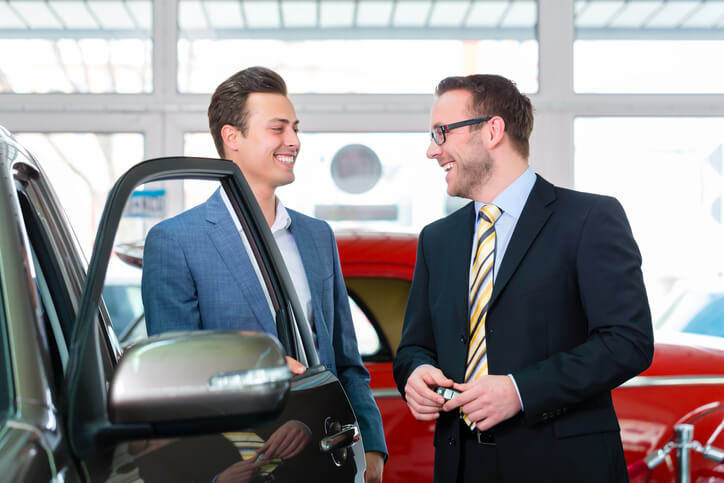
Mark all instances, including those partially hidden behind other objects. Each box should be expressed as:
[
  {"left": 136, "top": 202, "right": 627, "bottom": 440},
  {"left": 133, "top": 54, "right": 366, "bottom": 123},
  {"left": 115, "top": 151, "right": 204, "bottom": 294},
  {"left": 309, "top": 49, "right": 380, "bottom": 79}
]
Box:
[
  {"left": 393, "top": 175, "right": 654, "bottom": 483},
  {"left": 142, "top": 189, "right": 387, "bottom": 457}
]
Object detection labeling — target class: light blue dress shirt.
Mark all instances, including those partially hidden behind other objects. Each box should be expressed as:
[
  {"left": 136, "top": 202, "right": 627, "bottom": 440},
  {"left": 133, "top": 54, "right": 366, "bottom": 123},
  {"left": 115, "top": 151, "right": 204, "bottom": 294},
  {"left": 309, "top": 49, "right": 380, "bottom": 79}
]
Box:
[{"left": 470, "top": 167, "right": 536, "bottom": 411}]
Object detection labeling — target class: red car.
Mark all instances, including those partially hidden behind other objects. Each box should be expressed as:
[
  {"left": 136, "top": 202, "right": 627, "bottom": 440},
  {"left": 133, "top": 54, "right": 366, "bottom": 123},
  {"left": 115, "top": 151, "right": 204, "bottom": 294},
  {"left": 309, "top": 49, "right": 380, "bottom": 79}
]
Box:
[{"left": 335, "top": 231, "right": 724, "bottom": 483}]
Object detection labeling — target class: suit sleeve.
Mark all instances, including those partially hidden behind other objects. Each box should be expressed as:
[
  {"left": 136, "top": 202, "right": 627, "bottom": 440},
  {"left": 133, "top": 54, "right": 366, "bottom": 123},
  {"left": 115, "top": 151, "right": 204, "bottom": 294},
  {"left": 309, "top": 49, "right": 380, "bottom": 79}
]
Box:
[
  {"left": 324, "top": 224, "right": 388, "bottom": 458},
  {"left": 142, "top": 222, "right": 202, "bottom": 335},
  {"left": 392, "top": 226, "right": 440, "bottom": 398},
  {"left": 513, "top": 196, "right": 654, "bottom": 425}
]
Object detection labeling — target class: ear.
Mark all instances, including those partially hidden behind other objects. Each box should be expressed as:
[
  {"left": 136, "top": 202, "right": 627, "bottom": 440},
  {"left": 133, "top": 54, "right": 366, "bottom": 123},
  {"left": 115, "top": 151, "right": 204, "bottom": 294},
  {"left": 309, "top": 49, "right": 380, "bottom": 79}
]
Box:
[
  {"left": 486, "top": 116, "right": 506, "bottom": 150},
  {"left": 220, "top": 124, "right": 241, "bottom": 154}
]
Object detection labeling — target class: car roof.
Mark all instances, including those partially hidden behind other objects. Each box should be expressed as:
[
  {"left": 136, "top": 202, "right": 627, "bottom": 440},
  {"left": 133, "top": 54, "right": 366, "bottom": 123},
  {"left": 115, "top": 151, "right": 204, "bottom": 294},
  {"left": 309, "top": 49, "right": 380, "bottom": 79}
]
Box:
[
  {"left": 335, "top": 231, "right": 418, "bottom": 281},
  {"left": 0, "top": 126, "right": 42, "bottom": 173}
]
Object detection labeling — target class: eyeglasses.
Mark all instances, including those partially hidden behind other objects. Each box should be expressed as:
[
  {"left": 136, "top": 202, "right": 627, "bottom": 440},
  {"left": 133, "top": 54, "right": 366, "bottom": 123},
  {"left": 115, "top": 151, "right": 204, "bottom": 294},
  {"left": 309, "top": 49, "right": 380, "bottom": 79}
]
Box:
[{"left": 430, "top": 117, "right": 492, "bottom": 145}]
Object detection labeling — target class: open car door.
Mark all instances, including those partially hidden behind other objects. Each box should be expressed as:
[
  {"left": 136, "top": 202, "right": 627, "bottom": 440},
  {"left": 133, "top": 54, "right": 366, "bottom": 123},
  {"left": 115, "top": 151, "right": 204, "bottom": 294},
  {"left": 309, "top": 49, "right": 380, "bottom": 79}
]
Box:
[{"left": 64, "top": 157, "right": 364, "bottom": 482}]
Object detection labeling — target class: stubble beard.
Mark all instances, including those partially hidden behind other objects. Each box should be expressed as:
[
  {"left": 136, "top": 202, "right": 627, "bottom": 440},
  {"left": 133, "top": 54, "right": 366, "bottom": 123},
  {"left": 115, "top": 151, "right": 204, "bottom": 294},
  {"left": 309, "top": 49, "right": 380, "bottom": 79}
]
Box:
[{"left": 449, "top": 147, "right": 493, "bottom": 200}]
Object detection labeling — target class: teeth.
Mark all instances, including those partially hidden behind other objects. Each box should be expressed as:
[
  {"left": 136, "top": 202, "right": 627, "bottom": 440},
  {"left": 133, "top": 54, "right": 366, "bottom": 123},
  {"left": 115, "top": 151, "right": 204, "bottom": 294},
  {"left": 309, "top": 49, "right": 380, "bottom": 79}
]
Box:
[
  {"left": 443, "top": 163, "right": 454, "bottom": 172},
  {"left": 277, "top": 155, "right": 294, "bottom": 164}
]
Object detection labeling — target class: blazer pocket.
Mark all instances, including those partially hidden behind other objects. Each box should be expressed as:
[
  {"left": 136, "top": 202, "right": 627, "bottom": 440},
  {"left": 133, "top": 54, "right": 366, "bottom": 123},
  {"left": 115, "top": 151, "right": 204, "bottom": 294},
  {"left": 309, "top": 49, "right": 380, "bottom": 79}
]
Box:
[{"left": 553, "top": 406, "right": 620, "bottom": 439}]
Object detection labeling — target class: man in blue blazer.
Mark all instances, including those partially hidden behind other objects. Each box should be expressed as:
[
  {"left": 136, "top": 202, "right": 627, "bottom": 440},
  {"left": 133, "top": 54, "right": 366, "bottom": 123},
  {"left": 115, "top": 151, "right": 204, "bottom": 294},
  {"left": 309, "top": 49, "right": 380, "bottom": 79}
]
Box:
[
  {"left": 393, "top": 75, "right": 654, "bottom": 482},
  {"left": 142, "top": 66, "right": 386, "bottom": 482}
]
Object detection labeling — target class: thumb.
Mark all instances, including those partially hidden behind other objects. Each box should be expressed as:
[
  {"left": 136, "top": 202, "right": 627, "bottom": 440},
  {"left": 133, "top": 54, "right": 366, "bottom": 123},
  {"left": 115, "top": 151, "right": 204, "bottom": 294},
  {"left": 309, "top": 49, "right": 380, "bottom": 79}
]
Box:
[{"left": 285, "top": 356, "right": 306, "bottom": 375}]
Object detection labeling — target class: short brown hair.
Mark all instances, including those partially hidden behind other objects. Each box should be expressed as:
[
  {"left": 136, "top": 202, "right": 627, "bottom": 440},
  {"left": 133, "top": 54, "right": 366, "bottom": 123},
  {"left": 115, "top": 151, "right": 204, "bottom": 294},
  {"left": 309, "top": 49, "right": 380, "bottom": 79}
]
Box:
[
  {"left": 435, "top": 74, "right": 533, "bottom": 159},
  {"left": 208, "top": 66, "right": 288, "bottom": 157}
]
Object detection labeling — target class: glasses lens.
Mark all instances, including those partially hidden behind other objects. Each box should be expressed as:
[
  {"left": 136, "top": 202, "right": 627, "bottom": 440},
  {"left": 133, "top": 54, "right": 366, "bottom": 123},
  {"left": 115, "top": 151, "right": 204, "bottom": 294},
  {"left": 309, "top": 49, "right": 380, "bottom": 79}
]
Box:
[{"left": 432, "top": 127, "right": 444, "bottom": 145}]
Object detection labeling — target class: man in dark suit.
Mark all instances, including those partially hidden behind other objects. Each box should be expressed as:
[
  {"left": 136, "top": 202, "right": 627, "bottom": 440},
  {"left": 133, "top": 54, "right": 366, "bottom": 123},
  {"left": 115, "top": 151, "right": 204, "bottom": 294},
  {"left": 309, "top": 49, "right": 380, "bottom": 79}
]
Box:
[
  {"left": 142, "top": 67, "right": 386, "bottom": 482},
  {"left": 393, "top": 74, "right": 654, "bottom": 482}
]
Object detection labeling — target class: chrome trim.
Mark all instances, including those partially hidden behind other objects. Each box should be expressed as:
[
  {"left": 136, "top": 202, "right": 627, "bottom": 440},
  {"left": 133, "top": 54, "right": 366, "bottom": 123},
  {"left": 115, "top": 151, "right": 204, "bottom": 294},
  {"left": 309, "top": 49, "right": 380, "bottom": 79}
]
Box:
[
  {"left": 372, "top": 388, "right": 401, "bottom": 398},
  {"left": 621, "top": 376, "right": 724, "bottom": 388}
]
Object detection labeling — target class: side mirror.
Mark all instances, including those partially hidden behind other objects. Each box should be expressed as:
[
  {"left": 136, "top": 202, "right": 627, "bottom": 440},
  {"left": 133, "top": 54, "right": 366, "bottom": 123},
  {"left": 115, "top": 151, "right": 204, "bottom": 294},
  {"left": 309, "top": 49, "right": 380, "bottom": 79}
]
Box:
[{"left": 109, "top": 331, "right": 291, "bottom": 424}]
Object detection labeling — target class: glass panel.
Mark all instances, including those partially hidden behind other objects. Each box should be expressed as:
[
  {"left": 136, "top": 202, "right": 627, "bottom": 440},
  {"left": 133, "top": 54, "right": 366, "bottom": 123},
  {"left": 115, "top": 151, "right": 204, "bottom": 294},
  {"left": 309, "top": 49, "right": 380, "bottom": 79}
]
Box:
[
  {"left": 574, "top": 117, "right": 724, "bottom": 331},
  {"left": 108, "top": 179, "right": 278, "bottom": 350},
  {"left": 346, "top": 277, "right": 411, "bottom": 358},
  {"left": 14, "top": 133, "right": 145, "bottom": 258},
  {"left": 184, "top": 131, "right": 466, "bottom": 233},
  {"left": 574, "top": 0, "right": 724, "bottom": 93},
  {"left": 177, "top": 0, "right": 539, "bottom": 94},
  {"left": 348, "top": 296, "right": 382, "bottom": 356},
  {"left": 0, "top": 0, "right": 152, "bottom": 93}
]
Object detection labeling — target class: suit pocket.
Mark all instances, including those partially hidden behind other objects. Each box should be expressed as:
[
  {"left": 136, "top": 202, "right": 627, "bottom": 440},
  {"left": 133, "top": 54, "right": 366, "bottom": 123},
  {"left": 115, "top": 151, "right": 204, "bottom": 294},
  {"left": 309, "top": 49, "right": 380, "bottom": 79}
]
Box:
[{"left": 553, "top": 405, "right": 620, "bottom": 439}]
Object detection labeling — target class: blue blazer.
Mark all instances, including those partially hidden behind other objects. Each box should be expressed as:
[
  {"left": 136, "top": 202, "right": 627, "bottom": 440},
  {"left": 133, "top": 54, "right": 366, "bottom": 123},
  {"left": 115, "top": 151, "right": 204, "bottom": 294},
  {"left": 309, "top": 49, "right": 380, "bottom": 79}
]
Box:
[{"left": 142, "top": 189, "right": 386, "bottom": 456}]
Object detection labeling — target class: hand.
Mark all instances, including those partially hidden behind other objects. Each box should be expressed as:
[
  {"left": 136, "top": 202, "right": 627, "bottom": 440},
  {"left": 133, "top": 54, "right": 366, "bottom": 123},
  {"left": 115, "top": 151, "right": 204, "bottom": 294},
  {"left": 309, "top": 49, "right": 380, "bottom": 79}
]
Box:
[
  {"left": 285, "top": 356, "right": 306, "bottom": 375},
  {"left": 215, "top": 458, "right": 261, "bottom": 483},
  {"left": 255, "top": 420, "right": 312, "bottom": 463},
  {"left": 364, "top": 451, "right": 385, "bottom": 483},
  {"left": 404, "top": 365, "right": 453, "bottom": 421},
  {"left": 443, "top": 375, "right": 521, "bottom": 431}
]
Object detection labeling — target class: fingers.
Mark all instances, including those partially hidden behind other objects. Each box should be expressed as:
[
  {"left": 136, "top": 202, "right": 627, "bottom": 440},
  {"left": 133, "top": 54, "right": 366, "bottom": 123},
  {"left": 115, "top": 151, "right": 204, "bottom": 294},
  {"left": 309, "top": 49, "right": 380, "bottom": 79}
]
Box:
[{"left": 285, "top": 356, "right": 306, "bottom": 375}]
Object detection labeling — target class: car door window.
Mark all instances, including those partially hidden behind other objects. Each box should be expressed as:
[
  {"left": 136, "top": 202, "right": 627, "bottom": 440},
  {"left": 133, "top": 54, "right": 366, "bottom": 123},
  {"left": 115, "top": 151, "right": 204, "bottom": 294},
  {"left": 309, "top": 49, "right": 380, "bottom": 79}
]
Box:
[
  {"left": 345, "top": 277, "right": 411, "bottom": 362},
  {"left": 106, "top": 179, "right": 289, "bottom": 353}
]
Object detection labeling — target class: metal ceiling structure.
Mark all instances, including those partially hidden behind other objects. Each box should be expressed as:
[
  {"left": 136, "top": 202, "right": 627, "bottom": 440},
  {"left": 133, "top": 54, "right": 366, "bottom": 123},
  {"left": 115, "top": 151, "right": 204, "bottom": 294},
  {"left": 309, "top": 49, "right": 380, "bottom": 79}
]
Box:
[{"left": 0, "top": 0, "right": 723, "bottom": 40}]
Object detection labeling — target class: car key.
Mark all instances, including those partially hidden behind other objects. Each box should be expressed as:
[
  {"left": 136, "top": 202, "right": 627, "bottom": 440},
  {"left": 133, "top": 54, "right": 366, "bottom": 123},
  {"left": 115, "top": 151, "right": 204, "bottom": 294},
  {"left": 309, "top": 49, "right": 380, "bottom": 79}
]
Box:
[{"left": 436, "top": 386, "right": 460, "bottom": 401}]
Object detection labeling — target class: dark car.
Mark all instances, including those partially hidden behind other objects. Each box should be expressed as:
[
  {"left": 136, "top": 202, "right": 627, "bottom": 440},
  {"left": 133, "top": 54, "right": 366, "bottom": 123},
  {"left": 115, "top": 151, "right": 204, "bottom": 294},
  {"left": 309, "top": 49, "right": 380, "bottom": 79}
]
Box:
[{"left": 0, "top": 127, "right": 365, "bottom": 482}]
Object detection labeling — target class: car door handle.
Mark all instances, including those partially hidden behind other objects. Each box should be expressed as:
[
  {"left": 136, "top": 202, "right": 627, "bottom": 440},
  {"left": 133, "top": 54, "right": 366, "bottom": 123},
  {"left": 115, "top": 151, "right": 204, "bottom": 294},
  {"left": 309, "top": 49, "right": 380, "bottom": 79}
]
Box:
[{"left": 320, "top": 424, "right": 359, "bottom": 452}]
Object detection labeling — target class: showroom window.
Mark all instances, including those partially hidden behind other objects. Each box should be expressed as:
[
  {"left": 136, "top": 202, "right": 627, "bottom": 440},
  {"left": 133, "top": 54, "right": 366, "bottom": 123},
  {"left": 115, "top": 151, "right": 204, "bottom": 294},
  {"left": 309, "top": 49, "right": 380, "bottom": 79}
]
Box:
[
  {"left": 0, "top": 0, "right": 152, "bottom": 93},
  {"left": 574, "top": 0, "right": 724, "bottom": 93},
  {"left": 14, "top": 133, "right": 145, "bottom": 256},
  {"left": 177, "top": 0, "right": 539, "bottom": 94},
  {"left": 574, "top": 116, "right": 724, "bottom": 317}
]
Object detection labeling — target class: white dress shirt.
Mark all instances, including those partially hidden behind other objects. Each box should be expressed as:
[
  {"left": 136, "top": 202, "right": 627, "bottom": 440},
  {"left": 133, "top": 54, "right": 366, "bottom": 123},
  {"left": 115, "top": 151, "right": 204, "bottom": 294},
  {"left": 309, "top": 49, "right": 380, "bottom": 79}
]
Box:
[{"left": 221, "top": 191, "right": 314, "bottom": 327}]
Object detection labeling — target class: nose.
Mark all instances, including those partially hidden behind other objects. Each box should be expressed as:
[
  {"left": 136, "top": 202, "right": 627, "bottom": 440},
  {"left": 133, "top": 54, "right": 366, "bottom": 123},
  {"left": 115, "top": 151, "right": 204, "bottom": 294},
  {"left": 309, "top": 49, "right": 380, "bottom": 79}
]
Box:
[
  {"left": 427, "top": 139, "right": 442, "bottom": 159},
  {"left": 285, "top": 128, "right": 300, "bottom": 151}
]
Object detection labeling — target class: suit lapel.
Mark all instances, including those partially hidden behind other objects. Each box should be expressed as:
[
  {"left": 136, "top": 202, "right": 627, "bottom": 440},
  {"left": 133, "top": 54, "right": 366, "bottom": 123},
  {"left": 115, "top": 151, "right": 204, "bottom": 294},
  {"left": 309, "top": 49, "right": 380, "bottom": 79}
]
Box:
[
  {"left": 490, "top": 175, "right": 555, "bottom": 306},
  {"left": 451, "top": 203, "right": 477, "bottom": 338},
  {"left": 205, "top": 190, "right": 278, "bottom": 335}
]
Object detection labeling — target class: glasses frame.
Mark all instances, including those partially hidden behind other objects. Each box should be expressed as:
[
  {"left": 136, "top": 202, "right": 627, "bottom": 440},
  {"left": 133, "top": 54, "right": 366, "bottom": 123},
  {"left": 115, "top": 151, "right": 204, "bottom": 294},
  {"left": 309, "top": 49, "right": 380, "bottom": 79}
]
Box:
[{"left": 431, "top": 116, "right": 492, "bottom": 145}]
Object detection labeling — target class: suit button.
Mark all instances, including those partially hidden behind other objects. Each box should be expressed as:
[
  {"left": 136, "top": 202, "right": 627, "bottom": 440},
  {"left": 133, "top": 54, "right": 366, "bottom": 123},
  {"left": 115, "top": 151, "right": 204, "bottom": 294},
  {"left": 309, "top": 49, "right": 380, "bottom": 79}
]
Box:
[
  {"left": 460, "top": 335, "right": 466, "bottom": 344},
  {"left": 448, "top": 437, "right": 456, "bottom": 446}
]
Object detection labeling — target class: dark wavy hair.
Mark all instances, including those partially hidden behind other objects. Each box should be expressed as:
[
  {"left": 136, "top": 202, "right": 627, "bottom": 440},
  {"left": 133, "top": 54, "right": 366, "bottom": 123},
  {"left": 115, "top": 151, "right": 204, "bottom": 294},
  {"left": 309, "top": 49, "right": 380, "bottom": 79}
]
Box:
[{"left": 208, "top": 66, "right": 287, "bottom": 157}]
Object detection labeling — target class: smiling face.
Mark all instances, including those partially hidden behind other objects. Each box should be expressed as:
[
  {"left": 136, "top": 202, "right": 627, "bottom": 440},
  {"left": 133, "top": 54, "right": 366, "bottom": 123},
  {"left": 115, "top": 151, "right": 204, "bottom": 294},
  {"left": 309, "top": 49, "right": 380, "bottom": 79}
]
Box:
[
  {"left": 426, "top": 89, "right": 492, "bottom": 199},
  {"left": 223, "top": 92, "right": 300, "bottom": 195}
]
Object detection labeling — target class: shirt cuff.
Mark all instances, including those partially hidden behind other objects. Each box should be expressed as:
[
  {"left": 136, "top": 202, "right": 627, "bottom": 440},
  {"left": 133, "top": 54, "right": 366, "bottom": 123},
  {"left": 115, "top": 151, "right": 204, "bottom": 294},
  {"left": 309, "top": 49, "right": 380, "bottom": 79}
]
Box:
[{"left": 508, "top": 374, "right": 524, "bottom": 412}]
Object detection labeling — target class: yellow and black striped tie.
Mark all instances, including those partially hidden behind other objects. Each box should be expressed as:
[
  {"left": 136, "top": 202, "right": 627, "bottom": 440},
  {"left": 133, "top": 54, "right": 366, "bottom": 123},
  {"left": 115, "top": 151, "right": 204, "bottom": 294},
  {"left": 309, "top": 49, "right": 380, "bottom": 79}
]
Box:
[{"left": 463, "top": 204, "right": 502, "bottom": 429}]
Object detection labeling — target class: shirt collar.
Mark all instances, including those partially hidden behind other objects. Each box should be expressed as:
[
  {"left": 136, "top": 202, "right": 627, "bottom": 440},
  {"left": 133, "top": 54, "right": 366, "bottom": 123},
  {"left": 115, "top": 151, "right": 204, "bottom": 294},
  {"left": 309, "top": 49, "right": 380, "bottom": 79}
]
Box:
[
  {"left": 270, "top": 197, "right": 292, "bottom": 234},
  {"left": 474, "top": 166, "right": 536, "bottom": 221},
  {"left": 220, "top": 189, "right": 292, "bottom": 233}
]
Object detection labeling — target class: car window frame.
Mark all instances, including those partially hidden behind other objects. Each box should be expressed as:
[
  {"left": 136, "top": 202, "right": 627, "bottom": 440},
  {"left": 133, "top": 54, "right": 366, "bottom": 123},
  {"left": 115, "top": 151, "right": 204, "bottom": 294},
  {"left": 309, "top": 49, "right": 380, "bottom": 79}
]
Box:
[
  {"left": 0, "top": 277, "right": 12, "bottom": 423},
  {"left": 64, "top": 156, "right": 320, "bottom": 457}
]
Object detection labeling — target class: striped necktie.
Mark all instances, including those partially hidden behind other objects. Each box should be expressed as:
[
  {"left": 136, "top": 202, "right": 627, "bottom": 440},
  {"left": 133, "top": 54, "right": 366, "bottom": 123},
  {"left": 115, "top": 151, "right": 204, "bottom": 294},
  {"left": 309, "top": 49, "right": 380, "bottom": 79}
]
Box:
[
  {"left": 463, "top": 204, "right": 502, "bottom": 429},
  {"left": 222, "top": 431, "right": 280, "bottom": 476}
]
